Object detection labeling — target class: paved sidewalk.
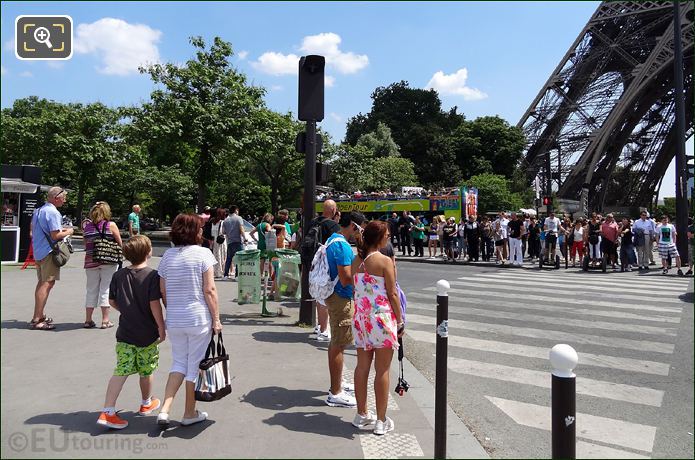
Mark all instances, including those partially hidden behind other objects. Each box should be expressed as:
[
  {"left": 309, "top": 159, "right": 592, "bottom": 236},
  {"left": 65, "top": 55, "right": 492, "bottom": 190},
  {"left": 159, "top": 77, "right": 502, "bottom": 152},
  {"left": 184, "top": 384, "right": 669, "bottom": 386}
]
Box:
[{"left": 1, "top": 253, "right": 487, "bottom": 459}]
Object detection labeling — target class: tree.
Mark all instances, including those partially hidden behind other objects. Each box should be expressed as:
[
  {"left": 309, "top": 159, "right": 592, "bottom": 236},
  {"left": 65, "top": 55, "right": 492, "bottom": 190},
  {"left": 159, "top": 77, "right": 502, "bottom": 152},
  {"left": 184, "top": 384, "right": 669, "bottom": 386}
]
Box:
[
  {"left": 370, "top": 157, "right": 418, "bottom": 191},
  {"left": 328, "top": 144, "right": 375, "bottom": 192},
  {"left": 138, "top": 36, "right": 265, "bottom": 210},
  {"left": 244, "top": 110, "right": 304, "bottom": 213},
  {"left": 356, "top": 122, "right": 399, "bottom": 157},
  {"left": 451, "top": 116, "right": 526, "bottom": 179},
  {"left": 465, "top": 173, "right": 526, "bottom": 215}
]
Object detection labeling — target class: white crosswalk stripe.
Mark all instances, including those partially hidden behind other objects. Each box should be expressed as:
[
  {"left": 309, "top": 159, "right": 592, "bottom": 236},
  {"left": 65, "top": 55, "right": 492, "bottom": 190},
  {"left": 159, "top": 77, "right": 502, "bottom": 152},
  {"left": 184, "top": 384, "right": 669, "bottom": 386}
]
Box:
[
  {"left": 403, "top": 268, "right": 689, "bottom": 457},
  {"left": 406, "top": 291, "right": 681, "bottom": 323}
]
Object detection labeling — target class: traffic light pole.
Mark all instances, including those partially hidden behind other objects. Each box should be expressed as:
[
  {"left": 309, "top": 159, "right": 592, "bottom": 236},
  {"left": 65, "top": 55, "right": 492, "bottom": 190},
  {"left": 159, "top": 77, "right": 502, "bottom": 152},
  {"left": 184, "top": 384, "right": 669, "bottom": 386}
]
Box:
[
  {"left": 673, "top": 0, "right": 689, "bottom": 261},
  {"left": 299, "top": 120, "right": 317, "bottom": 326}
]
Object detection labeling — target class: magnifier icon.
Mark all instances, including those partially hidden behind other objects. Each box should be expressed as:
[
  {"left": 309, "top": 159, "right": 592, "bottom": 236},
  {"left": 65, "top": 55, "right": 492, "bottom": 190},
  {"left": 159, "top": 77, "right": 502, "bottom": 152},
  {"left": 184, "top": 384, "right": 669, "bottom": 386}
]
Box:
[{"left": 33, "top": 27, "right": 53, "bottom": 49}]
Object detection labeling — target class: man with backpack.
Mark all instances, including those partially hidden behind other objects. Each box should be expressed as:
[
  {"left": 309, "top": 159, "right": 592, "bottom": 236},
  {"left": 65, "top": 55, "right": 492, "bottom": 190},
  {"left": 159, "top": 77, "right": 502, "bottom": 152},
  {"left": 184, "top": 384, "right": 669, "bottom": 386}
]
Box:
[
  {"left": 301, "top": 200, "right": 340, "bottom": 341},
  {"left": 309, "top": 211, "right": 366, "bottom": 408}
]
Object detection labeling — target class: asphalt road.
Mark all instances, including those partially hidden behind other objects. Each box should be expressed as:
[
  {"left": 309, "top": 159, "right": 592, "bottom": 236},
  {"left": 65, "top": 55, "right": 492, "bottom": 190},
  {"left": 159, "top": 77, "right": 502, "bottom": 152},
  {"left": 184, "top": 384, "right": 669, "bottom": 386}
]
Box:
[{"left": 395, "top": 259, "right": 694, "bottom": 458}]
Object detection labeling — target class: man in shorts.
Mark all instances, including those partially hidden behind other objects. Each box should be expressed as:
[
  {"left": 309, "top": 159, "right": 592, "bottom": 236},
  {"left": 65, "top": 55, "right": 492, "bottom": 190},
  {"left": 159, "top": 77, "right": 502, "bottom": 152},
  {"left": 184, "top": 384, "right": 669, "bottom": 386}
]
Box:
[
  {"left": 656, "top": 215, "right": 683, "bottom": 276},
  {"left": 30, "top": 186, "right": 74, "bottom": 330},
  {"left": 324, "top": 211, "right": 366, "bottom": 407}
]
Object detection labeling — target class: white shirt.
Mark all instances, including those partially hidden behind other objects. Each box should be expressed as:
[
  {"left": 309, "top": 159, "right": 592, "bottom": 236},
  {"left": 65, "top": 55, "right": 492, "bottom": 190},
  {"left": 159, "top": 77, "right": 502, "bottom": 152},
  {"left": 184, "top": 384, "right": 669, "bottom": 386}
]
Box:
[
  {"left": 500, "top": 218, "right": 509, "bottom": 238},
  {"left": 656, "top": 223, "right": 676, "bottom": 245},
  {"left": 572, "top": 227, "right": 584, "bottom": 240},
  {"left": 544, "top": 217, "right": 561, "bottom": 233},
  {"left": 633, "top": 218, "right": 655, "bottom": 236},
  {"left": 158, "top": 245, "right": 217, "bottom": 328}
]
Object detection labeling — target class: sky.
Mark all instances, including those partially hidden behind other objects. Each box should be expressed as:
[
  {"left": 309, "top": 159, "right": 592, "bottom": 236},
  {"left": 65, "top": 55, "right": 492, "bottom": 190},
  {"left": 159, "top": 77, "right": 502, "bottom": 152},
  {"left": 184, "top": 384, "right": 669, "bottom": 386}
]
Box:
[{"left": 1, "top": 1, "right": 689, "bottom": 198}]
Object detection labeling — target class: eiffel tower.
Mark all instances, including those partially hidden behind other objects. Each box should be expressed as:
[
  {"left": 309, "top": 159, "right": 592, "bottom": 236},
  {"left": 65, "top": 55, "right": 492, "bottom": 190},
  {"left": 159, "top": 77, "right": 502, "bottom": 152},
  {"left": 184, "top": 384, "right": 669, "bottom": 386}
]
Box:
[{"left": 518, "top": 1, "right": 693, "bottom": 214}]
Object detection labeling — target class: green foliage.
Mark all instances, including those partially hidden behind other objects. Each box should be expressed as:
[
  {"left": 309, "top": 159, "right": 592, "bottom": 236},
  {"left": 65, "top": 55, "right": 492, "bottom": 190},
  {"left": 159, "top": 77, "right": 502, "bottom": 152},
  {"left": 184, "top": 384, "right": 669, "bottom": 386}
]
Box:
[
  {"left": 465, "top": 173, "right": 526, "bottom": 215},
  {"left": 356, "top": 122, "right": 400, "bottom": 157},
  {"left": 370, "top": 156, "right": 418, "bottom": 191}
]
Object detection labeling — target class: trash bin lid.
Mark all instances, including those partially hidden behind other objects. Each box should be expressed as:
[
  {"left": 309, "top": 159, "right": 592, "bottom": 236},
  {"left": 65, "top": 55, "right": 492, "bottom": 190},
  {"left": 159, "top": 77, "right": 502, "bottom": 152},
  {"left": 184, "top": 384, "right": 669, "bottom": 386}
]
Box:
[
  {"left": 275, "top": 249, "right": 299, "bottom": 256},
  {"left": 236, "top": 249, "right": 261, "bottom": 258}
]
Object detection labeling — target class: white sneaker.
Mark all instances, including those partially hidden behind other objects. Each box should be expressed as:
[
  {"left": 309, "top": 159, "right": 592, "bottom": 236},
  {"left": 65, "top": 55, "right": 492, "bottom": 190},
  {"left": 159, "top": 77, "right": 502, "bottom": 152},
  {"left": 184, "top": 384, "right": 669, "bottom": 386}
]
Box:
[
  {"left": 352, "top": 410, "right": 377, "bottom": 428},
  {"left": 157, "top": 412, "right": 170, "bottom": 426},
  {"left": 313, "top": 325, "right": 320, "bottom": 335},
  {"left": 181, "top": 410, "right": 208, "bottom": 426},
  {"left": 326, "top": 390, "right": 357, "bottom": 407},
  {"left": 373, "top": 417, "right": 395, "bottom": 435},
  {"left": 342, "top": 380, "right": 355, "bottom": 392},
  {"left": 316, "top": 331, "right": 331, "bottom": 342},
  {"left": 222, "top": 276, "right": 229, "bottom": 281}
]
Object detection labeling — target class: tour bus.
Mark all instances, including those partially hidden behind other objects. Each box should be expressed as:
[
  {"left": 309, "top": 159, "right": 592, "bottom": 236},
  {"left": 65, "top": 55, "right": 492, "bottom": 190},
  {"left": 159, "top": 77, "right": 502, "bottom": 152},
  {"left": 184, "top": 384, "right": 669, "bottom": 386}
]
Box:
[{"left": 315, "top": 186, "right": 479, "bottom": 224}]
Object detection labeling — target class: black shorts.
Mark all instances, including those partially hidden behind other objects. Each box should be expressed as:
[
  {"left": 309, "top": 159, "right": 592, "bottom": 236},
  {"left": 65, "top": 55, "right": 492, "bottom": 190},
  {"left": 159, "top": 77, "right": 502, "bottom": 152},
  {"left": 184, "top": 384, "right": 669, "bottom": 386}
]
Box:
[{"left": 495, "top": 240, "right": 504, "bottom": 247}]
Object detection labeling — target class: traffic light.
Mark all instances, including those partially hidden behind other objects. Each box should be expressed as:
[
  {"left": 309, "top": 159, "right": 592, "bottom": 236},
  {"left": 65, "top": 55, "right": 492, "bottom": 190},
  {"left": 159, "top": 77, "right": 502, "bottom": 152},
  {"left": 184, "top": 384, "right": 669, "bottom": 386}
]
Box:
[
  {"left": 543, "top": 196, "right": 552, "bottom": 206},
  {"left": 298, "top": 55, "right": 325, "bottom": 122}
]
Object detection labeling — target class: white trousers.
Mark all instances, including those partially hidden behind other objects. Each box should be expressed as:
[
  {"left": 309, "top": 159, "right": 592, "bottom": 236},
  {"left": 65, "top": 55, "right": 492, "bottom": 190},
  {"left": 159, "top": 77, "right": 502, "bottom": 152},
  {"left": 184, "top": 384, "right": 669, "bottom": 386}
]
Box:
[
  {"left": 509, "top": 238, "right": 523, "bottom": 265},
  {"left": 212, "top": 241, "right": 227, "bottom": 278},
  {"left": 168, "top": 325, "right": 212, "bottom": 382},
  {"left": 85, "top": 264, "right": 118, "bottom": 308}
]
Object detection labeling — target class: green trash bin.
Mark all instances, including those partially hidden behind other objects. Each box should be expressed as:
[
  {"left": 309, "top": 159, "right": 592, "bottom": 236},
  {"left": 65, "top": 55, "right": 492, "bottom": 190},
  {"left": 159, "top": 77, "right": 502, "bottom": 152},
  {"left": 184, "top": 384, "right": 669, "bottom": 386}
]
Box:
[
  {"left": 233, "top": 249, "right": 261, "bottom": 304},
  {"left": 275, "top": 248, "right": 301, "bottom": 300}
]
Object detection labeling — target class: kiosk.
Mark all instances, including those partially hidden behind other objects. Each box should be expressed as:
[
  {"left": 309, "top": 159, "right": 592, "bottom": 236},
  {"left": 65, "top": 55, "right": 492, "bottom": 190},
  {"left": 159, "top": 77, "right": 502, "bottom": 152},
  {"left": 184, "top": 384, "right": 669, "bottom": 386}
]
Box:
[{"left": 1, "top": 165, "right": 42, "bottom": 264}]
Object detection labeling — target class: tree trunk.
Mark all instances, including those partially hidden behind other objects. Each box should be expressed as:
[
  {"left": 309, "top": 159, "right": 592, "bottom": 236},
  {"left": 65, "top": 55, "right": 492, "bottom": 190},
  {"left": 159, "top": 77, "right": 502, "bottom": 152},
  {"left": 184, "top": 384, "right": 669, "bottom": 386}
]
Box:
[
  {"left": 75, "top": 174, "right": 87, "bottom": 228},
  {"left": 270, "top": 178, "right": 280, "bottom": 215},
  {"left": 197, "top": 144, "right": 209, "bottom": 212}
]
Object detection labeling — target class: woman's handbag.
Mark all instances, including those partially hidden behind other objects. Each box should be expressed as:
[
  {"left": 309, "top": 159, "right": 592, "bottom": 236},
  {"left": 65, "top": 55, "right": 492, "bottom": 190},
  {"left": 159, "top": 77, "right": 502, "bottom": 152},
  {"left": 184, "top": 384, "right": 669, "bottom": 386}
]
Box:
[
  {"left": 92, "top": 221, "right": 122, "bottom": 265},
  {"left": 216, "top": 222, "right": 225, "bottom": 244},
  {"left": 37, "top": 208, "right": 73, "bottom": 267},
  {"left": 195, "top": 332, "right": 232, "bottom": 402}
]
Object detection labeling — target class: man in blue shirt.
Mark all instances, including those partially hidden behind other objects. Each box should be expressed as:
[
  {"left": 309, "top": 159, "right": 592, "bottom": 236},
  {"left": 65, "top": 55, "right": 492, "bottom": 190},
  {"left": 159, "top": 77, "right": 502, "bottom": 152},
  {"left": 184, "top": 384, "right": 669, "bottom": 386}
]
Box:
[
  {"left": 30, "top": 186, "right": 74, "bottom": 330},
  {"left": 324, "top": 211, "right": 366, "bottom": 408}
]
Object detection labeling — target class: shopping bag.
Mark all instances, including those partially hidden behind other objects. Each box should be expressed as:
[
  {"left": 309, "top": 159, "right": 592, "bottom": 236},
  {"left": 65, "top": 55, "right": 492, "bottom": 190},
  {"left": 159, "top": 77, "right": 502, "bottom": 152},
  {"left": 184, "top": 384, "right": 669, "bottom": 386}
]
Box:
[{"left": 194, "top": 333, "right": 232, "bottom": 402}]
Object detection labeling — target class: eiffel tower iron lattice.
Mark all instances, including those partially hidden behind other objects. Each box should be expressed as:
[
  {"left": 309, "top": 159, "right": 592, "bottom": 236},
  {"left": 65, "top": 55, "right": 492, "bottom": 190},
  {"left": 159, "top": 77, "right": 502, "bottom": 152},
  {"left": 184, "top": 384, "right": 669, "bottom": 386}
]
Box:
[{"left": 517, "top": 1, "right": 693, "bottom": 213}]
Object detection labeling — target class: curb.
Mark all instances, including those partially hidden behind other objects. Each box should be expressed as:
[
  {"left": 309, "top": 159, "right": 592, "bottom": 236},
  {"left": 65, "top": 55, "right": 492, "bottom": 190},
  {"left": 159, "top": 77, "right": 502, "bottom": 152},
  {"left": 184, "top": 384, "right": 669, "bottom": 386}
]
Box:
[{"left": 401, "top": 355, "right": 490, "bottom": 458}]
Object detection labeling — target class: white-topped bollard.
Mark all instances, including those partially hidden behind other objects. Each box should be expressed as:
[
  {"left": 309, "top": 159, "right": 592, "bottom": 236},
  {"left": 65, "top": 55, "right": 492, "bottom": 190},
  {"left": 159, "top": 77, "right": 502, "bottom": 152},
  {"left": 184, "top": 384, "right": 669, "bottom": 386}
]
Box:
[
  {"left": 550, "top": 344, "right": 578, "bottom": 459},
  {"left": 434, "top": 279, "right": 450, "bottom": 460}
]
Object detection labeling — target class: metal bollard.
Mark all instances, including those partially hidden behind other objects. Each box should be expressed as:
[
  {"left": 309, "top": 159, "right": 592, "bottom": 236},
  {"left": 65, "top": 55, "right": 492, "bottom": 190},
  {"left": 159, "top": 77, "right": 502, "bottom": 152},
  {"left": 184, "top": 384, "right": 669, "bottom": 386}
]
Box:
[
  {"left": 434, "top": 279, "right": 450, "bottom": 460},
  {"left": 550, "top": 344, "right": 578, "bottom": 460}
]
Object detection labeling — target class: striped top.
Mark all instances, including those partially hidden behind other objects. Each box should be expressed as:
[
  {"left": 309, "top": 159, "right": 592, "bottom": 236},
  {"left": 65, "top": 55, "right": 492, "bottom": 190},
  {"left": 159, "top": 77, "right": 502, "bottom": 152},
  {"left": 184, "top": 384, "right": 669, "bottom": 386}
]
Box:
[
  {"left": 83, "top": 220, "right": 115, "bottom": 269},
  {"left": 158, "top": 245, "right": 217, "bottom": 328}
]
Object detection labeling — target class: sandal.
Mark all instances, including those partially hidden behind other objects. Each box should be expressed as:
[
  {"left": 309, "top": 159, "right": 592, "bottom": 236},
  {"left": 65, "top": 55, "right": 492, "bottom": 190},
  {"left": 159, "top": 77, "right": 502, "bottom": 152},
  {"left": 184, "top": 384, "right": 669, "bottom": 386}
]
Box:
[
  {"left": 83, "top": 321, "right": 97, "bottom": 329},
  {"left": 101, "top": 321, "right": 114, "bottom": 329},
  {"left": 29, "top": 316, "right": 54, "bottom": 326},
  {"left": 30, "top": 321, "right": 55, "bottom": 331}
]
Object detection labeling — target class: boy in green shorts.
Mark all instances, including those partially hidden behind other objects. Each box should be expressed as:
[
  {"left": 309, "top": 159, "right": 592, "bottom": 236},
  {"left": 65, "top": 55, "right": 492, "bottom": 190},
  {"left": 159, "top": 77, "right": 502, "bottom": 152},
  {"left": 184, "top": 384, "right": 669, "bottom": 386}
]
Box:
[{"left": 97, "top": 235, "right": 165, "bottom": 429}]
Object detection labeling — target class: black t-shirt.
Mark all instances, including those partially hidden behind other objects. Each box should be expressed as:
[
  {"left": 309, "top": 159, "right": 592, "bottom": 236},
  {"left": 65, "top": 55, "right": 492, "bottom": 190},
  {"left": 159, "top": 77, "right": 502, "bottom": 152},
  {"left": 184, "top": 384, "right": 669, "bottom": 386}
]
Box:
[
  {"left": 109, "top": 266, "right": 162, "bottom": 347},
  {"left": 443, "top": 223, "right": 457, "bottom": 241},
  {"left": 398, "top": 216, "right": 413, "bottom": 231},
  {"left": 508, "top": 220, "right": 523, "bottom": 239}
]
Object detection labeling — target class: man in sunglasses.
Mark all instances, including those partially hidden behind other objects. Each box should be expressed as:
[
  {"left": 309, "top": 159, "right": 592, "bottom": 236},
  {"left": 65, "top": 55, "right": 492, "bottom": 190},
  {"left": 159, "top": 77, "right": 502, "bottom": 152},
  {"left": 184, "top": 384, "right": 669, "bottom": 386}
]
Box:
[{"left": 29, "top": 187, "right": 74, "bottom": 330}]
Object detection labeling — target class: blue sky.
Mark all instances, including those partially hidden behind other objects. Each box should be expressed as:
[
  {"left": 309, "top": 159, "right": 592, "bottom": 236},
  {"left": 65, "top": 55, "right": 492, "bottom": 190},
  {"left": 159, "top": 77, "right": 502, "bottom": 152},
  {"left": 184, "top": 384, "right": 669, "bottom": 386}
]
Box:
[{"left": 1, "top": 1, "right": 687, "bottom": 197}]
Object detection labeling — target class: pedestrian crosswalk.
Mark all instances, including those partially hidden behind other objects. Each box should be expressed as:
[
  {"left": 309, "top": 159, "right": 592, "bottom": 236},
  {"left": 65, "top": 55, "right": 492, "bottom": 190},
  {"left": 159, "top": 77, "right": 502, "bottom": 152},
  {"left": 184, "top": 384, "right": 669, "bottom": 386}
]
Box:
[{"left": 404, "top": 268, "right": 692, "bottom": 458}]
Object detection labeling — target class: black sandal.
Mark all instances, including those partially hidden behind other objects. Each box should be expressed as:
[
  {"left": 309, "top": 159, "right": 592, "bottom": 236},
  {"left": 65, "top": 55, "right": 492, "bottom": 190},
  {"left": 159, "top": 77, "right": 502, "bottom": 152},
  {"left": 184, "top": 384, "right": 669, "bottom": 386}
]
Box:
[{"left": 83, "top": 321, "right": 97, "bottom": 329}]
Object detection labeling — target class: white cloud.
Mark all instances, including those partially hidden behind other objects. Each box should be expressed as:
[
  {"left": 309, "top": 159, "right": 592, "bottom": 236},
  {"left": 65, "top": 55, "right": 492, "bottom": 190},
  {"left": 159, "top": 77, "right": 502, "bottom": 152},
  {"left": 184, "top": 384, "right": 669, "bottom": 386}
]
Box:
[
  {"left": 329, "top": 112, "right": 342, "bottom": 123},
  {"left": 252, "top": 32, "right": 368, "bottom": 80},
  {"left": 74, "top": 18, "right": 161, "bottom": 75},
  {"left": 325, "top": 75, "right": 335, "bottom": 87},
  {"left": 4, "top": 38, "right": 15, "bottom": 52},
  {"left": 300, "top": 32, "right": 368, "bottom": 74},
  {"left": 19, "top": 71, "right": 33, "bottom": 77},
  {"left": 1, "top": 65, "right": 7, "bottom": 75},
  {"left": 270, "top": 84, "right": 283, "bottom": 91},
  {"left": 251, "top": 51, "right": 299, "bottom": 76},
  {"left": 46, "top": 61, "right": 65, "bottom": 69},
  {"left": 237, "top": 50, "right": 249, "bottom": 60},
  {"left": 425, "top": 68, "right": 488, "bottom": 101}
]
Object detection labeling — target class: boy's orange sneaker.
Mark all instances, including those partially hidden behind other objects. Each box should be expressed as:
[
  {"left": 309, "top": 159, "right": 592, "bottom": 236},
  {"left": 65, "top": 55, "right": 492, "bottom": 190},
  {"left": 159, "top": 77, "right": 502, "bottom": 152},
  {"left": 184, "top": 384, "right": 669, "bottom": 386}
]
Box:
[
  {"left": 97, "top": 412, "right": 128, "bottom": 429},
  {"left": 138, "top": 397, "right": 161, "bottom": 415}
]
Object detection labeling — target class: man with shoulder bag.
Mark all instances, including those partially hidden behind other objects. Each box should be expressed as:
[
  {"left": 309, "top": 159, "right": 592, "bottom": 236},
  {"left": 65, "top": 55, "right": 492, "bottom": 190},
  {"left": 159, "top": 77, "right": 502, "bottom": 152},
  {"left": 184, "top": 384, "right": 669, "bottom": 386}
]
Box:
[{"left": 30, "top": 186, "right": 74, "bottom": 330}]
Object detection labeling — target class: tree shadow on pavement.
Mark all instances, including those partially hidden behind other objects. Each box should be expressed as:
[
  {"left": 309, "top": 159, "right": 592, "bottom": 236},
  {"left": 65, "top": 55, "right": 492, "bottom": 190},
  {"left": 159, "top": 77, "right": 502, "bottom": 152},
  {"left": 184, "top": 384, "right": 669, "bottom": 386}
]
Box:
[
  {"left": 25, "top": 410, "right": 163, "bottom": 436},
  {"left": 240, "top": 386, "right": 326, "bottom": 411},
  {"left": 262, "top": 411, "right": 355, "bottom": 440},
  {"left": 2, "top": 320, "right": 87, "bottom": 332},
  {"left": 251, "top": 331, "right": 328, "bottom": 350},
  {"left": 220, "top": 314, "right": 292, "bottom": 328}
]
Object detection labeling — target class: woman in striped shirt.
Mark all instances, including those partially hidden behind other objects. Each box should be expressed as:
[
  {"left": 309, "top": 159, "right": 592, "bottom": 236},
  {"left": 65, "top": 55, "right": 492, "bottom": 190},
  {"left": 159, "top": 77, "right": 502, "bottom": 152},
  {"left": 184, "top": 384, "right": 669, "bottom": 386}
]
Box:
[{"left": 156, "top": 213, "right": 222, "bottom": 427}]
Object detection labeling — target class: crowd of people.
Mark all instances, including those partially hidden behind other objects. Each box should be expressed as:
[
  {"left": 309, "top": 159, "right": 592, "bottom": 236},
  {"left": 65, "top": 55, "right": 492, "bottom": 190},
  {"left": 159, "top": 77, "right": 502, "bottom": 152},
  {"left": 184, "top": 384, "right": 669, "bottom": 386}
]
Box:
[
  {"left": 25, "top": 187, "right": 693, "bottom": 438},
  {"left": 388, "top": 209, "right": 695, "bottom": 275},
  {"left": 316, "top": 187, "right": 457, "bottom": 202}
]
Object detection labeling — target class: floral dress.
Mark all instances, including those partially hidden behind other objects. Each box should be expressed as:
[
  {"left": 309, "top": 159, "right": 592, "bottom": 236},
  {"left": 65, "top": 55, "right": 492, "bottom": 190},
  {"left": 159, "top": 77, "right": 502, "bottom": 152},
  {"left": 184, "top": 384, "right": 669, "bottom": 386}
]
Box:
[{"left": 352, "top": 253, "right": 399, "bottom": 351}]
